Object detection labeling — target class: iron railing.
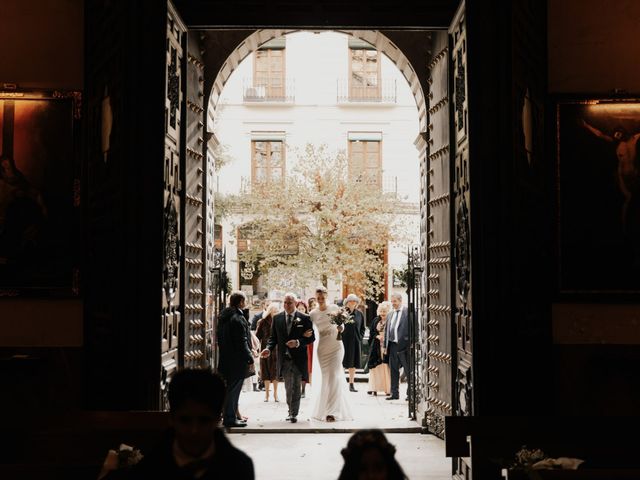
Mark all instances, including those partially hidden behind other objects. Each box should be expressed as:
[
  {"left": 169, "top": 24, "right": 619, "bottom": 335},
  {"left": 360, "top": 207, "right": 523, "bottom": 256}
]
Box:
[
  {"left": 337, "top": 78, "right": 397, "bottom": 103},
  {"left": 243, "top": 77, "right": 295, "bottom": 103}
]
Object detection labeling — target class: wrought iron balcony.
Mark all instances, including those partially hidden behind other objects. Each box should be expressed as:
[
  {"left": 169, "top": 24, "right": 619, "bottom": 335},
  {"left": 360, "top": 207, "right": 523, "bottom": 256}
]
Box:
[
  {"left": 243, "top": 77, "right": 295, "bottom": 103},
  {"left": 337, "top": 78, "right": 397, "bottom": 104}
]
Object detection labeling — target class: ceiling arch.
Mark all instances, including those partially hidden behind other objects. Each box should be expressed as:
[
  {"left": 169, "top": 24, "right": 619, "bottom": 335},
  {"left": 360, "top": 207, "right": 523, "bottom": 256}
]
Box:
[{"left": 205, "top": 29, "right": 429, "bottom": 131}]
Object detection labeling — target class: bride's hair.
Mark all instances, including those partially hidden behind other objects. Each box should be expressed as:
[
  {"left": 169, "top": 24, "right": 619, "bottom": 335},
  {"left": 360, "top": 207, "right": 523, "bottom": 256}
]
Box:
[{"left": 315, "top": 286, "right": 328, "bottom": 294}]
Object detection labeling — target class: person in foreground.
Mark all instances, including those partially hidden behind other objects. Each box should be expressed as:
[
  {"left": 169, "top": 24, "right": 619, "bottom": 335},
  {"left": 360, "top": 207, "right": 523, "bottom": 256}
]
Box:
[
  {"left": 99, "top": 369, "right": 254, "bottom": 480},
  {"left": 338, "top": 429, "right": 408, "bottom": 480}
]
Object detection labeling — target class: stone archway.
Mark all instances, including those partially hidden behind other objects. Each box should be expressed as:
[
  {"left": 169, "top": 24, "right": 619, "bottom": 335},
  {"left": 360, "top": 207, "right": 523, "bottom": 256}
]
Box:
[
  {"left": 203, "top": 29, "right": 429, "bottom": 131},
  {"left": 202, "top": 27, "right": 434, "bottom": 427}
]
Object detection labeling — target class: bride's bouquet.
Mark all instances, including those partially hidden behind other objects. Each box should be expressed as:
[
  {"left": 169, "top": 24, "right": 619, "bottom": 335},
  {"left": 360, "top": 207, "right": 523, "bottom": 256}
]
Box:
[{"left": 328, "top": 307, "right": 355, "bottom": 341}]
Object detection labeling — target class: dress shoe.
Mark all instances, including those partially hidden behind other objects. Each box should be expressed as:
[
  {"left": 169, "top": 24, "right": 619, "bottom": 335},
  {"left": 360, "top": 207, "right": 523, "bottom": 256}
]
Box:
[
  {"left": 224, "top": 421, "right": 247, "bottom": 428},
  {"left": 349, "top": 384, "right": 358, "bottom": 392},
  {"left": 290, "top": 416, "right": 298, "bottom": 423},
  {"left": 385, "top": 396, "right": 399, "bottom": 401},
  {"left": 286, "top": 415, "right": 292, "bottom": 422}
]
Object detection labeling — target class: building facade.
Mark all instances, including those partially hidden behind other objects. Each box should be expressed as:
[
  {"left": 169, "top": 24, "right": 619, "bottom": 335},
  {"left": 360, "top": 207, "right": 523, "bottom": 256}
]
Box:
[{"left": 211, "top": 31, "right": 421, "bottom": 306}]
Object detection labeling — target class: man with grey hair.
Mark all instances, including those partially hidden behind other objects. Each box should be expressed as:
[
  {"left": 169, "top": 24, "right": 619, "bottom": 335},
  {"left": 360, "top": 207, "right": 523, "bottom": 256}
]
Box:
[
  {"left": 384, "top": 293, "right": 409, "bottom": 401},
  {"left": 261, "top": 292, "right": 315, "bottom": 423}
]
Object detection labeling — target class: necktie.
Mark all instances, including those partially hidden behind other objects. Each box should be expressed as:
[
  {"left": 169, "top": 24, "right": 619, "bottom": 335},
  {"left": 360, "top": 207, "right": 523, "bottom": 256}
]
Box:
[
  {"left": 286, "top": 314, "right": 292, "bottom": 334},
  {"left": 392, "top": 310, "right": 400, "bottom": 342}
]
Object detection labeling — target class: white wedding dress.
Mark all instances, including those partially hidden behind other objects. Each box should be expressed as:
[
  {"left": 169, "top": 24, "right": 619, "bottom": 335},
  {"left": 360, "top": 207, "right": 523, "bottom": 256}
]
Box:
[{"left": 310, "top": 305, "right": 354, "bottom": 421}]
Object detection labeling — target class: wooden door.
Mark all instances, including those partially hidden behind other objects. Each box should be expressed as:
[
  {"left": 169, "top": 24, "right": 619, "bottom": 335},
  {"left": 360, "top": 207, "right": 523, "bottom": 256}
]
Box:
[
  {"left": 423, "top": 28, "right": 454, "bottom": 438},
  {"left": 161, "top": 2, "right": 187, "bottom": 409}
]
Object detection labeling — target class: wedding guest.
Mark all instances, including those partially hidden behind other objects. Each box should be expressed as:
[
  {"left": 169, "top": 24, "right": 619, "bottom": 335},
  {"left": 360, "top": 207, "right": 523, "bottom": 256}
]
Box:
[
  {"left": 342, "top": 293, "right": 366, "bottom": 392},
  {"left": 98, "top": 369, "right": 254, "bottom": 479},
  {"left": 256, "top": 303, "right": 281, "bottom": 402},
  {"left": 338, "top": 429, "right": 407, "bottom": 480},
  {"left": 251, "top": 299, "right": 270, "bottom": 391},
  {"left": 217, "top": 291, "right": 254, "bottom": 428},
  {"left": 307, "top": 297, "right": 317, "bottom": 311},
  {"left": 238, "top": 308, "right": 260, "bottom": 422},
  {"left": 250, "top": 298, "right": 269, "bottom": 331},
  {"left": 296, "top": 300, "right": 312, "bottom": 398},
  {"left": 384, "top": 293, "right": 409, "bottom": 401},
  {"left": 366, "top": 301, "right": 392, "bottom": 396}
]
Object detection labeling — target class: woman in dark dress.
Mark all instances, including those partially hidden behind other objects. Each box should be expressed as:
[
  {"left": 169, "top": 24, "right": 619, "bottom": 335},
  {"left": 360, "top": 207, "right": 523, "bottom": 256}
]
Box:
[
  {"left": 342, "top": 293, "right": 366, "bottom": 392},
  {"left": 366, "top": 301, "right": 391, "bottom": 395},
  {"left": 255, "top": 303, "right": 280, "bottom": 402}
]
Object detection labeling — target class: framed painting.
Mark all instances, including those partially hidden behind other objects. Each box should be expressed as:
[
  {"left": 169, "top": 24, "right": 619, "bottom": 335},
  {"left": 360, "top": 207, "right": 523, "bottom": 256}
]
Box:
[
  {"left": 0, "top": 88, "right": 81, "bottom": 296},
  {"left": 557, "top": 97, "right": 640, "bottom": 294}
]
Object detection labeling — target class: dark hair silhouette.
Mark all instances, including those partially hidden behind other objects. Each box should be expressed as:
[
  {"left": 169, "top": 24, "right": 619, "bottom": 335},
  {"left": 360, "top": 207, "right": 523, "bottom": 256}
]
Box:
[
  {"left": 168, "top": 369, "right": 226, "bottom": 416},
  {"left": 338, "top": 429, "right": 408, "bottom": 480}
]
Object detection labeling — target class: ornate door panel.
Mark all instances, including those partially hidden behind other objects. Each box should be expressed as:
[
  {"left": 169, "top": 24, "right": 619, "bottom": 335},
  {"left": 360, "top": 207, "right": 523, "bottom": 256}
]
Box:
[
  {"left": 450, "top": 3, "right": 473, "bottom": 420},
  {"left": 183, "top": 30, "right": 209, "bottom": 370},
  {"left": 450, "top": 3, "right": 473, "bottom": 479},
  {"left": 424, "top": 30, "right": 453, "bottom": 438},
  {"left": 161, "top": 2, "right": 186, "bottom": 409}
]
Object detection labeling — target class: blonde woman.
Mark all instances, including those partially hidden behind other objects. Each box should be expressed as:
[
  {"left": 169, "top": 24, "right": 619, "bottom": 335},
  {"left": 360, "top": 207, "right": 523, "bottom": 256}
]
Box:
[
  {"left": 366, "top": 301, "right": 392, "bottom": 396},
  {"left": 256, "top": 303, "right": 281, "bottom": 402}
]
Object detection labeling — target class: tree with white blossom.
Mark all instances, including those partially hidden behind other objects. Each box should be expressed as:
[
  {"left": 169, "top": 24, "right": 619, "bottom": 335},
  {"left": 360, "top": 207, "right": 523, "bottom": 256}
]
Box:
[{"left": 229, "top": 144, "right": 409, "bottom": 297}]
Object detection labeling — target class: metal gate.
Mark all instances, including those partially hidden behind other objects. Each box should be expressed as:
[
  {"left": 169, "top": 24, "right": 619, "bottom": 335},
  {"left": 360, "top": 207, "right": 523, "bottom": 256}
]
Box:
[
  {"left": 209, "top": 247, "right": 228, "bottom": 370},
  {"left": 407, "top": 245, "right": 424, "bottom": 420}
]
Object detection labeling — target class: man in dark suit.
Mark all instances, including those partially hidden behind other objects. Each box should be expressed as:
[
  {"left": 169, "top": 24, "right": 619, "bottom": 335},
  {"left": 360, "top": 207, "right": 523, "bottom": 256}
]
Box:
[
  {"left": 217, "top": 291, "right": 254, "bottom": 428},
  {"left": 261, "top": 292, "right": 314, "bottom": 423},
  {"left": 384, "top": 293, "right": 410, "bottom": 401}
]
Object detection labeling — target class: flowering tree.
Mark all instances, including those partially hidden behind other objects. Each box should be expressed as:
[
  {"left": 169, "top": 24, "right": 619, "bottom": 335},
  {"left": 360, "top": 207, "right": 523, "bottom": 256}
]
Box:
[{"left": 230, "top": 144, "right": 409, "bottom": 297}]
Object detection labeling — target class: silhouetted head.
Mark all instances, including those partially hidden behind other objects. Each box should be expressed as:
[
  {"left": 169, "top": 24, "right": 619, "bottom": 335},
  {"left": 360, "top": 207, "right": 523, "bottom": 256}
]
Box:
[
  {"left": 168, "top": 369, "right": 226, "bottom": 457},
  {"left": 339, "top": 429, "right": 408, "bottom": 480}
]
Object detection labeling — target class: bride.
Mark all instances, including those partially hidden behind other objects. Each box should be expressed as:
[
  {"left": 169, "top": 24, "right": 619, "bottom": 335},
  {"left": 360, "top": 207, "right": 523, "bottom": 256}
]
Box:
[{"left": 310, "top": 286, "right": 353, "bottom": 422}]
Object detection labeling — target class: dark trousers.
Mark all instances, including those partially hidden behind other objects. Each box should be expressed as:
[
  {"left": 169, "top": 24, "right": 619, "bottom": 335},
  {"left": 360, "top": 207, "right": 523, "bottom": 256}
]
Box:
[
  {"left": 282, "top": 357, "right": 302, "bottom": 417},
  {"left": 388, "top": 341, "right": 410, "bottom": 398},
  {"left": 223, "top": 377, "right": 243, "bottom": 425}
]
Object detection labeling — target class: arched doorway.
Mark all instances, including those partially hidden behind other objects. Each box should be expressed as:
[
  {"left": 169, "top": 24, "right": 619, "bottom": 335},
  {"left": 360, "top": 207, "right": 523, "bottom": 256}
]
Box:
[
  {"left": 194, "top": 20, "right": 468, "bottom": 436},
  {"left": 83, "top": 0, "right": 470, "bottom": 443}
]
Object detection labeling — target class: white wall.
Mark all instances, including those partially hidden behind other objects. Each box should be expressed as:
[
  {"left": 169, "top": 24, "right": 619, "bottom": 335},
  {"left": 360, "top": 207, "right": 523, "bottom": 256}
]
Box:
[{"left": 212, "top": 31, "right": 421, "bottom": 297}]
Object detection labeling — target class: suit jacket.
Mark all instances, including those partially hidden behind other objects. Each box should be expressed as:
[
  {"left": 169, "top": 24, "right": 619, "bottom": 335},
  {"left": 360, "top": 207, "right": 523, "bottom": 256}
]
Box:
[
  {"left": 102, "top": 428, "right": 254, "bottom": 480},
  {"left": 266, "top": 310, "right": 315, "bottom": 382},
  {"left": 384, "top": 306, "right": 409, "bottom": 352}
]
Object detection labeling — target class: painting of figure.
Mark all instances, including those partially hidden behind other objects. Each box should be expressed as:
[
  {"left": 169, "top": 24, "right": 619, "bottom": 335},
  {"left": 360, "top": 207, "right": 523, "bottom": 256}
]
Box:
[
  {"left": 0, "top": 92, "right": 78, "bottom": 294},
  {"left": 558, "top": 100, "right": 640, "bottom": 292}
]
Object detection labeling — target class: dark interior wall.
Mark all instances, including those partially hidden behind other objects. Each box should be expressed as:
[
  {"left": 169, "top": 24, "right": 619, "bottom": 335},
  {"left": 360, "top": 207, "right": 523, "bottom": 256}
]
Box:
[
  {"left": 0, "top": 0, "right": 84, "bottom": 412},
  {"left": 548, "top": 0, "right": 640, "bottom": 414},
  {"left": 548, "top": 0, "right": 640, "bottom": 93},
  {"left": 0, "top": 0, "right": 84, "bottom": 90}
]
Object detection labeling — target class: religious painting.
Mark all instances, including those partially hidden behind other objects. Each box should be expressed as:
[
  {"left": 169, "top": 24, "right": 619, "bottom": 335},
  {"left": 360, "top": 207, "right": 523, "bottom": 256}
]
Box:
[
  {"left": 557, "top": 98, "right": 640, "bottom": 293},
  {"left": 0, "top": 89, "right": 80, "bottom": 296}
]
